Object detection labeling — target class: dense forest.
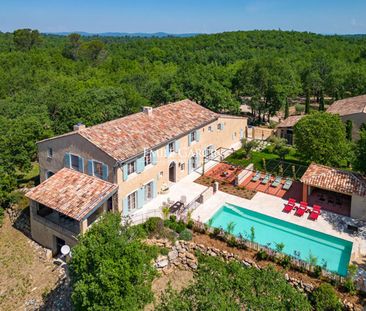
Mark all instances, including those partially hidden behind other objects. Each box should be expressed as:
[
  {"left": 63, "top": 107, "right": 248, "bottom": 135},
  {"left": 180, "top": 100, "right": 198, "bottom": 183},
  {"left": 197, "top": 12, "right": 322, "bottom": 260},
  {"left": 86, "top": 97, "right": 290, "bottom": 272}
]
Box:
[{"left": 1, "top": 29, "right": 366, "bottom": 208}]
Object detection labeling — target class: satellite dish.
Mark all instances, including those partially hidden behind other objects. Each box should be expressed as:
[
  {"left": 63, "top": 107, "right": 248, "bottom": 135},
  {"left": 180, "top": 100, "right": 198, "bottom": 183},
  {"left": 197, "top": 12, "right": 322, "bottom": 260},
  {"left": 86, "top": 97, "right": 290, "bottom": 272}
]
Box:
[{"left": 61, "top": 245, "right": 71, "bottom": 256}]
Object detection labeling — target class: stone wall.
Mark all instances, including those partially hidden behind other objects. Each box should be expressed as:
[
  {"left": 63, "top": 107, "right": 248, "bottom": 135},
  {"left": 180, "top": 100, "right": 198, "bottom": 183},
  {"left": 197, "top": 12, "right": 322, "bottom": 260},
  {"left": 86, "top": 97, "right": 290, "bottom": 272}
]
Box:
[{"left": 149, "top": 239, "right": 358, "bottom": 311}]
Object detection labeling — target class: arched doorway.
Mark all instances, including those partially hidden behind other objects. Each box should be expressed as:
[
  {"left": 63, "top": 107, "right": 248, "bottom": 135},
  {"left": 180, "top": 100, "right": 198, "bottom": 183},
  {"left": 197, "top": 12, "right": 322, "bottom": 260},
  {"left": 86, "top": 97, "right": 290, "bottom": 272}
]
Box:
[{"left": 169, "top": 162, "right": 176, "bottom": 182}]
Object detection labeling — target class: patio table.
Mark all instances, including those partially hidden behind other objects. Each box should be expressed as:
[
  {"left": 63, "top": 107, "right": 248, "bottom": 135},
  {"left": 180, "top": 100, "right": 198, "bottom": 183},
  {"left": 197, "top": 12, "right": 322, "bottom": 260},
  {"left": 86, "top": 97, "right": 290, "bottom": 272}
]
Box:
[{"left": 169, "top": 201, "right": 184, "bottom": 213}]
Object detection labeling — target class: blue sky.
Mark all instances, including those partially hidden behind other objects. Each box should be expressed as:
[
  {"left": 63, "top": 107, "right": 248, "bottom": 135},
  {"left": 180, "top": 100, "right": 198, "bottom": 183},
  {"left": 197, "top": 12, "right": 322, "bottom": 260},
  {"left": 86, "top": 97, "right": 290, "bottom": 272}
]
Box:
[{"left": 0, "top": 0, "right": 366, "bottom": 34}]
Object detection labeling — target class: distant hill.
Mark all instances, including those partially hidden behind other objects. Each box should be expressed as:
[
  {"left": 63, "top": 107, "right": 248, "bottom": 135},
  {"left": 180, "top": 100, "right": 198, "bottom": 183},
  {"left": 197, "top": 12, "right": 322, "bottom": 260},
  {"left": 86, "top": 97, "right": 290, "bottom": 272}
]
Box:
[{"left": 45, "top": 31, "right": 200, "bottom": 38}]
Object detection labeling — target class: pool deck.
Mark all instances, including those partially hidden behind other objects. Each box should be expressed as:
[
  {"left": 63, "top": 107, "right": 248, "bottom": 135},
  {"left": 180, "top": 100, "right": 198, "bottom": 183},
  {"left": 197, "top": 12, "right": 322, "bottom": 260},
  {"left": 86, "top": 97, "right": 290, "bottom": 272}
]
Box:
[{"left": 192, "top": 188, "right": 366, "bottom": 261}]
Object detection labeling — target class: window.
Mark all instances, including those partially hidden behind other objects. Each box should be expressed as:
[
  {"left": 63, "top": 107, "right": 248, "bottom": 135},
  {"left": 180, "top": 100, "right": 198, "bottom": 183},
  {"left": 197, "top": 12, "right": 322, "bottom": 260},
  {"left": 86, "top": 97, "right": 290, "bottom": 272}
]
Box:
[
  {"left": 217, "top": 123, "right": 223, "bottom": 130},
  {"left": 180, "top": 162, "right": 185, "bottom": 171},
  {"left": 168, "top": 142, "right": 175, "bottom": 153},
  {"left": 190, "top": 131, "right": 197, "bottom": 142},
  {"left": 71, "top": 154, "right": 80, "bottom": 171},
  {"left": 144, "top": 182, "right": 153, "bottom": 201},
  {"left": 128, "top": 161, "right": 136, "bottom": 175},
  {"left": 93, "top": 161, "right": 103, "bottom": 179},
  {"left": 144, "top": 151, "right": 152, "bottom": 166},
  {"left": 127, "top": 191, "right": 137, "bottom": 211},
  {"left": 47, "top": 147, "right": 53, "bottom": 158},
  {"left": 208, "top": 126, "right": 213, "bottom": 132}
]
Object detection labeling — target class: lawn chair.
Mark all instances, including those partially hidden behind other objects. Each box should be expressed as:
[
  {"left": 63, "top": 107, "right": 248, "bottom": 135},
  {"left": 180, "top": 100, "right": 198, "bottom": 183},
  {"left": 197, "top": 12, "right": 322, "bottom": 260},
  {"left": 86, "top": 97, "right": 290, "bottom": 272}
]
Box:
[
  {"left": 295, "top": 201, "right": 308, "bottom": 217},
  {"left": 309, "top": 205, "right": 321, "bottom": 220},
  {"left": 288, "top": 198, "right": 296, "bottom": 206},
  {"left": 271, "top": 176, "right": 282, "bottom": 188},
  {"left": 251, "top": 171, "right": 261, "bottom": 182},
  {"left": 261, "top": 174, "right": 270, "bottom": 185},
  {"left": 283, "top": 204, "right": 294, "bottom": 213},
  {"left": 282, "top": 178, "right": 293, "bottom": 190}
]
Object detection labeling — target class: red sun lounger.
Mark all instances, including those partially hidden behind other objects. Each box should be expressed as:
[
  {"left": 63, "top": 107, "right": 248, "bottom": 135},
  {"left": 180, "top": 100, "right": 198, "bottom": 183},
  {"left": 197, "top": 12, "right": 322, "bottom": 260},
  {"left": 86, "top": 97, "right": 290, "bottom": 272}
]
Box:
[
  {"left": 288, "top": 198, "right": 296, "bottom": 206},
  {"left": 283, "top": 204, "right": 294, "bottom": 213},
  {"left": 309, "top": 205, "right": 321, "bottom": 220},
  {"left": 295, "top": 205, "right": 306, "bottom": 216}
]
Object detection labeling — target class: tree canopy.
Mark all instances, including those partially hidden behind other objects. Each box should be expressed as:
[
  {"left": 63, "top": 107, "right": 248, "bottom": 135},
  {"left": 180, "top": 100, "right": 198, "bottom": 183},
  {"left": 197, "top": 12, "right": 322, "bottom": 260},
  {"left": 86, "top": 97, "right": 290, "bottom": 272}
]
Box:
[
  {"left": 157, "top": 255, "right": 312, "bottom": 310},
  {"left": 294, "top": 112, "right": 350, "bottom": 166},
  {"left": 1, "top": 29, "right": 366, "bottom": 205},
  {"left": 353, "top": 129, "right": 366, "bottom": 174},
  {"left": 69, "top": 213, "right": 158, "bottom": 310}
]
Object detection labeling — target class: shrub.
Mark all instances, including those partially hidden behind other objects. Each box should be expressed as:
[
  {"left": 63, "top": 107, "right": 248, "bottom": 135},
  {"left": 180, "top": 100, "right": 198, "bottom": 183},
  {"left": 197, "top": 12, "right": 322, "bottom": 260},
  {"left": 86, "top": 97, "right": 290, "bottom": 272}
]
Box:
[
  {"left": 227, "top": 236, "right": 239, "bottom": 248},
  {"left": 169, "top": 215, "right": 177, "bottom": 222},
  {"left": 313, "top": 265, "right": 322, "bottom": 278},
  {"left": 143, "top": 217, "right": 164, "bottom": 234},
  {"left": 164, "top": 218, "right": 186, "bottom": 234},
  {"left": 280, "top": 255, "right": 292, "bottom": 269},
  {"left": 310, "top": 283, "right": 342, "bottom": 311},
  {"left": 256, "top": 249, "right": 269, "bottom": 260},
  {"left": 211, "top": 227, "right": 221, "bottom": 238},
  {"left": 160, "top": 247, "right": 170, "bottom": 256},
  {"left": 343, "top": 278, "right": 356, "bottom": 294},
  {"left": 179, "top": 229, "right": 193, "bottom": 241},
  {"left": 186, "top": 219, "right": 194, "bottom": 229}
]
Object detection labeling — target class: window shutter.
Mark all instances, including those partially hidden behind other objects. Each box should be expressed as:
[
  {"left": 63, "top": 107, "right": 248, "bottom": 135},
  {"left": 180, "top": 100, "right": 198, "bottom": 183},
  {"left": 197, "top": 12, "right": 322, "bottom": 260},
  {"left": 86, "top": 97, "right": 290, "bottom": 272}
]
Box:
[
  {"left": 222, "top": 123, "right": 225, "bottom": 130},
  {"left": 232, "top": 133, "right": 234, "bottom": 140},
  {"left": 152, "top": 180, "right": 157, "bottom": 198},
  {"left": 64, "top": 153, "right": 71, "bottom": 168},
  {"left": 87, "top": 160, "right": 93, "bottom": 175},
  {"left": 136, "top": 156, "right": 145, "bottom": 173},
  {"left": 196, "top": 154, "right": 200, "bottom": 167},
  {"left": 240, "top": 128, "right": 244, "bottom": 139},
  {"left": 78, "top": 156, "right": 84, "bottom": 173},
  {"left": 122, "top": 164, "right": 128, "bottom": 181},
  {"left": 165, "top": 145, "right": 170, "bottom": 158},
  {"left": 123, "top": 197, "right": 129, "bottom": 216},
  {"left": 188, "top": 133, "right": 192, "bottom": 146},
  {"left": 152, "top": 150, "right": 157, "bottom": 165},
  {"left": 102, "top": 164, "right": 108, "bottom": 180},
  {"left": 137, "top": 187, "right": 144, "bottom": 209},
  {"left": 188, "top": 158, "right": 192, "bottom": 174},
  {"left": 174, "top": 139, "right": 180, "bottom": 152},
  {"left": 196, "top": 130, "right": 200, "bottom": 142}
]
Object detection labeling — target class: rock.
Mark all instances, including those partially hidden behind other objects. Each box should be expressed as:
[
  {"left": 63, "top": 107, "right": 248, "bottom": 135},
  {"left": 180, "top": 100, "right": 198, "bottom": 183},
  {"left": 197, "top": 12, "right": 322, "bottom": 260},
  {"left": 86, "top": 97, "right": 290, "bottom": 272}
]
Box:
[
  {"left": 188, "top": 261, "right": 198, "bottom": 269},
  {"left": 156, "top": 259, "right": 169, "bottom": 268},
  {"left": 186, "top": 252, "right": 195, "bottom": 260},
  {"left": 45, "top": 248, "right": 53, "bottom": 260},
  {"left": 284, "top": 273, "right": 289, "bottom": 281},
  {"left": 168, "top": 250, "right": 178, "bottom": 261}
]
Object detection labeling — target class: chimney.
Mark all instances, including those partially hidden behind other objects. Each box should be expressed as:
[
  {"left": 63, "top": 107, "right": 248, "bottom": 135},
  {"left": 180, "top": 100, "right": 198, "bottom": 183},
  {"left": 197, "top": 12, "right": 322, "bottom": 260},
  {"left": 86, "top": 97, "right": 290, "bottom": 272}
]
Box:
[
  {"left": 73, "top": 122, "right": 86, "bottom": 131},
  {"left": 143, "top": 106, "right": 153, "bottom": 117}
]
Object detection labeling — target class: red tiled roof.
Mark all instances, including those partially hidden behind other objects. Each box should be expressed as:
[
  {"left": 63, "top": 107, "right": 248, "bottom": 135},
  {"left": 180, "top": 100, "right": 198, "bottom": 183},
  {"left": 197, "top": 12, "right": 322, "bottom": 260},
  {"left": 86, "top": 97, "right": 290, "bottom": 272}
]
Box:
[
  {"left": 301, "top": 163, "right": 366, "bottom": 197},
  {"left": 78, "top": 99, "right": 218, "bottom": 162},
  {"left": 276, "top": 115, "right": 304, "bottom": 128},
  {"left": 327, "top": 95, "right": 366, "bottom": 116},
  {"left": 26, "top": 168, "right": 118, "bottom": 220}
]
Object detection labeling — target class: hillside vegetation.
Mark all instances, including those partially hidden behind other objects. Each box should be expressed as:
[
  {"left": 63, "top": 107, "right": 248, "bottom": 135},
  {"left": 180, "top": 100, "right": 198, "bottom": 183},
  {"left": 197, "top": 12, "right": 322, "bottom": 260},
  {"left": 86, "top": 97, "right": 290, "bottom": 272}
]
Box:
[{"left": 1, "top": 29, "right": 366, "bottom": 207}]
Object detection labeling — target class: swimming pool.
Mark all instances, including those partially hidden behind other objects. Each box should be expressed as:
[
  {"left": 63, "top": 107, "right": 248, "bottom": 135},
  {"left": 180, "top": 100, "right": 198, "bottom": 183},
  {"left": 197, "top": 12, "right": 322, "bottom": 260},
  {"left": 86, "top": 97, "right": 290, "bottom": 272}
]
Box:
[{"left": 208, "top": 204, "right": 352, "bottom": 276}]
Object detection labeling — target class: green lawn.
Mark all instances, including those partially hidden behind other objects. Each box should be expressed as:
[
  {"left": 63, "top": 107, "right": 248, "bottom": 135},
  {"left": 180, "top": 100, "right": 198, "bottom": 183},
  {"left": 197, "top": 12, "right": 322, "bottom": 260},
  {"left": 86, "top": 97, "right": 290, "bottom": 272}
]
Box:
[{"left": 225, "top": 148, "right": 309, "bottom": 179}]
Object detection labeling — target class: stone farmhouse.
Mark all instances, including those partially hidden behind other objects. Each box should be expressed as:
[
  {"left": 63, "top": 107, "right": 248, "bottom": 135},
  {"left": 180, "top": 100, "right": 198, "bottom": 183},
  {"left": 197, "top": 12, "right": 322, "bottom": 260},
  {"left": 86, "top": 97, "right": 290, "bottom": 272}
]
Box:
[{"left": 26, "top": 99, "right": 247, "bottom": 254}]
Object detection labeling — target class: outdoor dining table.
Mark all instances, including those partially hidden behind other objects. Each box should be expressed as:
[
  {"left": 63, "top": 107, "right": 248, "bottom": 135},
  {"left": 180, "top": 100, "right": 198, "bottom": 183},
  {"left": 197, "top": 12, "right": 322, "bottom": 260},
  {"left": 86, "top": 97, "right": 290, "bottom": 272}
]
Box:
[{"left": 169, "top": 201, "right": 184, "bottom": 213}]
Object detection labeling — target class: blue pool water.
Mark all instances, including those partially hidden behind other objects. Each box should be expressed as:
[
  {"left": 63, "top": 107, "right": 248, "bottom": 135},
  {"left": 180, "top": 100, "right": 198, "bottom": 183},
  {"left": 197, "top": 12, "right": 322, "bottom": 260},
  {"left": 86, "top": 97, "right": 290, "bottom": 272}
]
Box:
[{"left": 209, "top": 204, "right": 353, "bottom": 276}]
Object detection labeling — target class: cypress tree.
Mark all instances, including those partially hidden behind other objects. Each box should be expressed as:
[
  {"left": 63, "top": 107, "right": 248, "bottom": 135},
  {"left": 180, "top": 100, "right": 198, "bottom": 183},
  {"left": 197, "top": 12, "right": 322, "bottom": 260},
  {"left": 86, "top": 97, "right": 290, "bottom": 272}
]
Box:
[
  {"left": 305, "top": 92, "right": 310, "bottom": 114},
  {"left": 345, "top": 120, "right": 353, "bottom": 141},
  {"left": 319, "top": 92, "right": 325, "bottom": 111},
  {"left": 284, "top": 99, "right": 289, "bottom": 119}
]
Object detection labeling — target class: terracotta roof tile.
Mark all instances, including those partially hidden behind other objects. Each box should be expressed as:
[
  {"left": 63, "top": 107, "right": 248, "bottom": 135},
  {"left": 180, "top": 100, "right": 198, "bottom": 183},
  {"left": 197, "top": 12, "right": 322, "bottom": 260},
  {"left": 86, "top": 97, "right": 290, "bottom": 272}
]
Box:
[
  {"left": 301, "top": 163, "right": 366, "bottom": 197},
  {"left": 78, "top": 99, "right": 218, "bottom": 162},
  {"left": 26, "top": 168, "right": 118, "bottom": 220},
  {"left": 327, "top": 95, "right": 366, "bottom": 116},
  {"left": 276, "top": 115, "right": 304, "bottom": 128}
]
